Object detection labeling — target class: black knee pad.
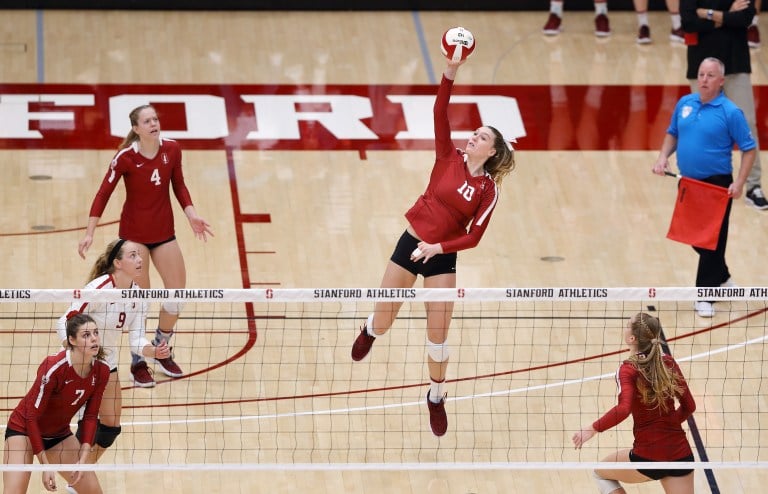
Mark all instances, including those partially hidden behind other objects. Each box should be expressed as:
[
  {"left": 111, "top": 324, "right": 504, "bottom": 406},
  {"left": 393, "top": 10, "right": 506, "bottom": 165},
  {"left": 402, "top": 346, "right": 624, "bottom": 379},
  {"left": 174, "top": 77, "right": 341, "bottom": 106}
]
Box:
[
  {"left": 75, "top": 419, "right": 87, "bottom": 443},
  {"left": 95, "top": 423, "right": 122, "bottom": 449}
]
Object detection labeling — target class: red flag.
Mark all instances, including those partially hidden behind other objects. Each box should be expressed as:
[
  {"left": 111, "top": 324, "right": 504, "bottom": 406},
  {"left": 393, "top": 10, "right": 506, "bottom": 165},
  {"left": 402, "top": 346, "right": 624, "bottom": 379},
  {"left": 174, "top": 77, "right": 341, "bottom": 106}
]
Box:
[{"left": 666, "top": 177, "right": 730, "bottom": 250}]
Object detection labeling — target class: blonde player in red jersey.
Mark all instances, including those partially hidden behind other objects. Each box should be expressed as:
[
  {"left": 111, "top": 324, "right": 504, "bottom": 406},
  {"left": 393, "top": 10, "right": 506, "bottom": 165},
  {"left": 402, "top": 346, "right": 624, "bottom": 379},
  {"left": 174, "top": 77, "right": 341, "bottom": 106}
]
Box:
[
  {"left": 572, "top": 312, "right": 696, "bottom": 494},
  {"left": 351, "top": 57, "right": 516, "bottom": 436},
  {"left": 3, "top": 313, "right": 109, "bottom": 494},
  {"left": 57, "top": 239, "right": 173, "bottom": 466},
  {"left": 77, "top": 104, "right": 213, "bottom": 387}
]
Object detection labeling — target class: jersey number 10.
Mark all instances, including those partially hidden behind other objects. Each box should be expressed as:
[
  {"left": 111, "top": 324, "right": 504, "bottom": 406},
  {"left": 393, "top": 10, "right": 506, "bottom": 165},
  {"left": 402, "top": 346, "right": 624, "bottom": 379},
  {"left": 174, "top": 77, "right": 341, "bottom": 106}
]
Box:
[{"left": 457, "top": 181, "right": 475, "bottom": 202}]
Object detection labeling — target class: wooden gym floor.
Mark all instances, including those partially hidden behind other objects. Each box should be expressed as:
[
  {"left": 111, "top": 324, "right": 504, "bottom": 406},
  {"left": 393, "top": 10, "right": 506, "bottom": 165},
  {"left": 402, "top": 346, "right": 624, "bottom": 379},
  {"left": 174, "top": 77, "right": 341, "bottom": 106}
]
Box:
[{"left": 1, "top": 8, "right": 768, "bottom": 493}]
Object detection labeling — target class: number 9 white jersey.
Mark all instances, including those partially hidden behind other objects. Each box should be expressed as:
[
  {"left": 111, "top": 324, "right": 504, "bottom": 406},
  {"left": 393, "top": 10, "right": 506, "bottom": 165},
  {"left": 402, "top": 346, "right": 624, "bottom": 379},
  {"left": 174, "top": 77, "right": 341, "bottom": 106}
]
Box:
[{"left": 56, "top": 275, "right": 150, "bottom": 371}]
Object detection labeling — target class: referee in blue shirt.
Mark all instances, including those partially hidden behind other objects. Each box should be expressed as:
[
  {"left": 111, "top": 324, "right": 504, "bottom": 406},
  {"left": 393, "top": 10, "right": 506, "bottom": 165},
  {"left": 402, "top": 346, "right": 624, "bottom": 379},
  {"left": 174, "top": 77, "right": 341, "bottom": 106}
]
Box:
[{"left": 652, "top": 57, "right": 756, "bottom": 317}]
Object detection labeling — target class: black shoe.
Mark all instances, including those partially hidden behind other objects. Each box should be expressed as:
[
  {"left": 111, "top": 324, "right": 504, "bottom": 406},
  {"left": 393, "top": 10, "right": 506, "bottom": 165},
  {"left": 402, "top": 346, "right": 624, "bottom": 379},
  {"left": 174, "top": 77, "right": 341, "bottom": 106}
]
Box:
[{"left": 746, "top": 186, "right": 768, "bottom": 210}]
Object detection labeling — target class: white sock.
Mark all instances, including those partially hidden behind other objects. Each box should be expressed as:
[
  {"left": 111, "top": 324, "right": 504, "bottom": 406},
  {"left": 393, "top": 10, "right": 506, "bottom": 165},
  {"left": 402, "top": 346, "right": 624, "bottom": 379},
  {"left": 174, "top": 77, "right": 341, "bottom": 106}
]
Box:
[
  {"left": 429, "top": 379, "right": 445, "bottom": 402},
  {"left": 595, "top": 2, "right": 608, "bottom": 15},
  {"left": 753, "top": 15, "right": 759, "bottom": 26},
  {"left": 637, "top": 12, "right": 649, "bottom": 27},
  {"left": 365, "top": 313, "right": 376, "bottom": 337},
  {"left": 671, "top": 14, "right": 681, "bottom": 29},
  {"left": 550, "top": 1, "right": 563, "bottom": 16}
]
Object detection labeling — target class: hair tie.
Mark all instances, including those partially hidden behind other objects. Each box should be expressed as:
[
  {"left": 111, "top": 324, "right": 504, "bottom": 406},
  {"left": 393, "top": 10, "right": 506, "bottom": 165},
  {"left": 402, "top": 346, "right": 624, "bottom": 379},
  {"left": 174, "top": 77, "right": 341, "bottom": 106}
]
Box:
[
  {"left": 107, "top": 238, "right": 127, "bottom": 267},
  {"left": 65, "top": 310, "right": 80, "bottom": 321}
]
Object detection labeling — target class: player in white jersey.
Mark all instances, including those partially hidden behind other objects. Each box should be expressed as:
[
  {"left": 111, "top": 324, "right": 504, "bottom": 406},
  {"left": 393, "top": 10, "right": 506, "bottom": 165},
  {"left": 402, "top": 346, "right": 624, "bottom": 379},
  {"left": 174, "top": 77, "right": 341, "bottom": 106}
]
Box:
[{"left": 56, "top": 239, "right": 174, "bottom": 465}]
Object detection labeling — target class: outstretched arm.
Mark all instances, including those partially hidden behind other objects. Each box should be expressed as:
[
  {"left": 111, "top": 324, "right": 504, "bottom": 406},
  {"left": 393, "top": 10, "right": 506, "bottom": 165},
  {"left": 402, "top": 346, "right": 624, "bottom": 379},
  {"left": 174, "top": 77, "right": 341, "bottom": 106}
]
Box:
[{"left": 442, "top": 58, "right": 466, "bottom": 81}]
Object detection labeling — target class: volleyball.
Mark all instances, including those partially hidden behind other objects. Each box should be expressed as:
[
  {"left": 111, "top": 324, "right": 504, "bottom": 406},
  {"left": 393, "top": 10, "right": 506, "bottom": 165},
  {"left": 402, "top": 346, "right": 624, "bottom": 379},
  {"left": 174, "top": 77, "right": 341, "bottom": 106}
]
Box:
[{"left": 440, "top": 26, "right": 475, "bottom": 62}]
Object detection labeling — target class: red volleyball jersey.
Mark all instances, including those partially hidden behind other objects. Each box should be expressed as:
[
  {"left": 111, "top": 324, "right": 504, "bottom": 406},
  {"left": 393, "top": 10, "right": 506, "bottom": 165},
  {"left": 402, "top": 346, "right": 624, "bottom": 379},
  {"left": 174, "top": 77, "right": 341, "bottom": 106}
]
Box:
[
  {"left": 405, "top": 75, "right": 499, "bottom": 254},
  {"left": 7, "top": 350, "right": 110, "bottom": 455},
  {"left": 88, "top": 138, "right": 194, "bottom": 244},
  {"left": 593, "top": 355, "right": 696, "bottom": 460}
]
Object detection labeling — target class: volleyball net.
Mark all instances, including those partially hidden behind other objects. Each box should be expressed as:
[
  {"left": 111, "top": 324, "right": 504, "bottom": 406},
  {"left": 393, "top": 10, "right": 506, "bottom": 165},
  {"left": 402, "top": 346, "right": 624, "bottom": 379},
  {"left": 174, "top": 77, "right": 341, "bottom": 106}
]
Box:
[{"left": 0, "top": 287, "right": 767, "bottom": 473}]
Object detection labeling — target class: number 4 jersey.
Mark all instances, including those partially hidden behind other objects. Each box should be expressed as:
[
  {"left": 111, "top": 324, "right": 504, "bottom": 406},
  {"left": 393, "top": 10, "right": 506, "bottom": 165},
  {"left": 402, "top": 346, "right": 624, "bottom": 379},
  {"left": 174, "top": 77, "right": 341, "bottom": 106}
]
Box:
[{"left": 88, "top": 138, "right": 194, "bottom": 244}]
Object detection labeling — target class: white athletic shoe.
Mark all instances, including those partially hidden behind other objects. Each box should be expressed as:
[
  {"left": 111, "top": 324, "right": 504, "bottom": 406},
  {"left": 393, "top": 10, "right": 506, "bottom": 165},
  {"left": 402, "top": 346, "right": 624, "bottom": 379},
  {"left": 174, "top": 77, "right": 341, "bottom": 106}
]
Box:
[
  {"left": 695, "top": 301, "right": 715, "bottom": 318},
  {"left": 720, "top": 278, "right": 738, "bottom": 288}
]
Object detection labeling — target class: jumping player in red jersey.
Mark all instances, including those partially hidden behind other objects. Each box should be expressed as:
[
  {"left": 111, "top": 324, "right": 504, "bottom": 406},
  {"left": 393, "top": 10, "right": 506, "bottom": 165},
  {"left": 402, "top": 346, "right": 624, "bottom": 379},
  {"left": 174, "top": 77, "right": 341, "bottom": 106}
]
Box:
[
  {"left": 56, "top": 239, "right": 173, "bottom": 472},
  {"left": 3, "top": 313, "right": 109, "bottom": 494},
  {"left": 572, "top": 312, "right": 696, "bottom": 494},
  {"left": 77, "top": 104, "right": 213, "bottom": 387},
  {"left": 351, "top": 57, "right": 516, "bottom": 436}
]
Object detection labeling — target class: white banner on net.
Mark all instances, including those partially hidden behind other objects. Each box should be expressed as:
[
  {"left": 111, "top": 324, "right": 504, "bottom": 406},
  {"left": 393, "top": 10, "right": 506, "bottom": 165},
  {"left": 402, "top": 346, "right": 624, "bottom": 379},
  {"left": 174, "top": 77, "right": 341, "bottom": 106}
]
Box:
[{"left": 2, "top": 286, "right": 768, "bottom": 303}]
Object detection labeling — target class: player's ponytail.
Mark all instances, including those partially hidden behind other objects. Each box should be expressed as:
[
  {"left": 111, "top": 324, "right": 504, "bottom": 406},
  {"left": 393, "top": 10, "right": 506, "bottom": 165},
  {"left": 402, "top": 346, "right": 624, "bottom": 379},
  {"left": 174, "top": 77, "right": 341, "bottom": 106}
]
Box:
[
  {"left": 484, "top": 126, "right": 516, "bottom": 185},
  {"left": 627, "top": 312, "right": 684, "bottom": 413},
  {"left": 88, "top": 238, "right": 126, "bottom": 282}
]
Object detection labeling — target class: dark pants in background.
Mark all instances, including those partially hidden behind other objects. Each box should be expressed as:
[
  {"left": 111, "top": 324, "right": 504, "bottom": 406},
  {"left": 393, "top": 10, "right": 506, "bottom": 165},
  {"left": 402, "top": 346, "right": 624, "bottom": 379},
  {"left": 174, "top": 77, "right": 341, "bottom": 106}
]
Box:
[{"left": 693, "top": 174, "right": 733, "bottom": 287}]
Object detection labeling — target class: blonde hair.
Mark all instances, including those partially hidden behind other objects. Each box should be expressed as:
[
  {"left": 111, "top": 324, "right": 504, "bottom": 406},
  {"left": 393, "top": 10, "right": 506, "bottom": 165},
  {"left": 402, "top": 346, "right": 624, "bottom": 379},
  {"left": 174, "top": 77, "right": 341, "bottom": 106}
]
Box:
[
  {"left": 625, "top": 312, "right": 684, "bottom": 413},
  {"left": 118, "top": 104, "right": 155, "bottom": 151},
  {"left": 88, "top": 239, "right": 127, "bottom": 282},
  {"left": 484, "top": 126, "right": 516, "bottom": 185}
]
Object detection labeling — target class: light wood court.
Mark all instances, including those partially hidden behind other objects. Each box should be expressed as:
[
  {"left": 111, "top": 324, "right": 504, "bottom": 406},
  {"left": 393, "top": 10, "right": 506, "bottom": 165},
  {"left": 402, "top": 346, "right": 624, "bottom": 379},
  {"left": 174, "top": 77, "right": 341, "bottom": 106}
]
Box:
[{"left": 1, "top": 8, "right": 767, "bottom": 493}]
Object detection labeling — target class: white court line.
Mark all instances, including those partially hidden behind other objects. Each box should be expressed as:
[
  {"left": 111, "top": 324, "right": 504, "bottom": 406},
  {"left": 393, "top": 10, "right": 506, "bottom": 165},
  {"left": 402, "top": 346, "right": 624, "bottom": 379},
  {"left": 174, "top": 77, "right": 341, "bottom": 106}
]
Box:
[{"left": 2, "top": 331, "right": 763, "bottom": 431}]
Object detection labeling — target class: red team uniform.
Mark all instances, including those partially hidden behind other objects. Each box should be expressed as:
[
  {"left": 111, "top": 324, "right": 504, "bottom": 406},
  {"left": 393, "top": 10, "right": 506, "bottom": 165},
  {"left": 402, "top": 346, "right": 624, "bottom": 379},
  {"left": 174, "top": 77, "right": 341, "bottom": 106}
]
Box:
[
  {"left": 405, "top": 75, "right": 499, "bottom": 253},
  {"left": 7, "top": 350, "right": 110, "bottom": 455},
  {"left": 89, "top": 138, "right": 193, "bottom": 244},
  {"left": 593, "top": 354, "right": 696, "bottom": 461}
]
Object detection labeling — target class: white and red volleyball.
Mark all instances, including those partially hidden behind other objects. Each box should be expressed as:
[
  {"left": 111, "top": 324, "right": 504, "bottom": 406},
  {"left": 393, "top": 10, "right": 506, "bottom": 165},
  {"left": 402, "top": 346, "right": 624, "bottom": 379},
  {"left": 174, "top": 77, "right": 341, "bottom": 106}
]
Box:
[{"left": 440, "top": 26, "right": 475, "bottom": 62}]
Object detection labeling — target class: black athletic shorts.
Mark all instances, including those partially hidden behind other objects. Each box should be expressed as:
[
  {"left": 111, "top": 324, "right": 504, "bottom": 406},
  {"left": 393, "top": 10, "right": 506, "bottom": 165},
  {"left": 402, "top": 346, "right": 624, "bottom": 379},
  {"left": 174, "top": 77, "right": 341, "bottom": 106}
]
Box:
[
  {"left": 390, "top": 230, "right": 457, "bottom": 278},
  {"left": 143, "top": 236, "right": 176, "bottom": 251},
  {"left": 5, "top": 427, "right": 72, "bottom": 450},
  {"left": 629, "top": 450, "right": 694, "bottom": 480}
]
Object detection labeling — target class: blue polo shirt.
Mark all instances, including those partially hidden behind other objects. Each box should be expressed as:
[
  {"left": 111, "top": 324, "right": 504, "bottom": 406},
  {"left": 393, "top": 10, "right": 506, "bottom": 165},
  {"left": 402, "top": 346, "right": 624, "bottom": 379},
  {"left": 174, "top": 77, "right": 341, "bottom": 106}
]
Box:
[{"left": 667, "top": 92, "right": 756, "bottom": 180}]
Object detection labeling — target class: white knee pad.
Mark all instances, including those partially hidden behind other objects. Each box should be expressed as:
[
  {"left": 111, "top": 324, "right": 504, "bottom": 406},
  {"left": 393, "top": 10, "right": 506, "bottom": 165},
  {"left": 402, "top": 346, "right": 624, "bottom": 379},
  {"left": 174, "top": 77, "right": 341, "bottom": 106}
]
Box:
[
  {"left": 162, "top": 301, "right": 184, "bottom": 315},
  {"left": 592, "top": 471, "right": 621, "bottom": 494},
  {"left": 427, "top": 340, "right": 450, "bottom": 362}
]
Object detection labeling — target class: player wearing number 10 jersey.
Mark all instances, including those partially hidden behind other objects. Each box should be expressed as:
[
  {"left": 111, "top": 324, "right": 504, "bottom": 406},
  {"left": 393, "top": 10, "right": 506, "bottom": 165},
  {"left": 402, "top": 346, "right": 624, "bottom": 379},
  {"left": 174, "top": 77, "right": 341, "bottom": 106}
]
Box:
[{"left": 351, "top": 57, "right": 517, "bottom": 437}]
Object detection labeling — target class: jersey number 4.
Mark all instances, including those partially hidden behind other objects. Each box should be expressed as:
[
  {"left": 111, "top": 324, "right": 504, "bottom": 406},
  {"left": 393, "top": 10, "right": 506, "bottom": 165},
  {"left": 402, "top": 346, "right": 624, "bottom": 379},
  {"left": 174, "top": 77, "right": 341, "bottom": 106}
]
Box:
[
  {"left": 150, "top": 168, "right": 162, "bottom": 186},
  {"left": 457, "top": 181, "right": 475, "bottom": 201}
]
